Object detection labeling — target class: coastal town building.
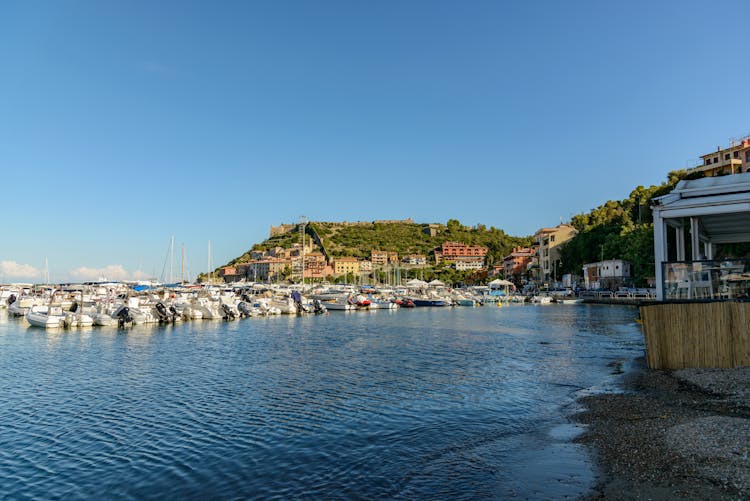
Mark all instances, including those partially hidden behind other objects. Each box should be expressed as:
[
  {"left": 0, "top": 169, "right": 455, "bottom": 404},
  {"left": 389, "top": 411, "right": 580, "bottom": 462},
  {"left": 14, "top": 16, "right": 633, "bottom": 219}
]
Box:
[
  {"left": 533, "top": 224, "right": 577, "bottom": 285},
  {"left": 434, "top": 241, "right": 488, "bottom": 265},
  {"left": 244, "top": 257, "right": 289, "bottom": 282},
  {"left": 687, "top": 135, "right": 750, "bottom": 177},
  {"left": 501, "top": 246, "right": 536, "bottom": 285},
  {"left": 358, "top": 260, "right": 373, "bottom": 274},
  {"left": 333, "top": 257, "right": 360, "bottom": 276},
  {"left": 371, "top": 250, "right": 398, "bottom": 266},
  {"left": 401, "top": 254, "right": 428, "bottom": 266},
  {"left": 301, "top": 252, "right": 327, "bottom": 279},
  {"left": 453, "top": 259, "right": 485, "bottom": 271},
  {"left": 218, "top": 266, "right": 238, "bottom": 282},
  {"left": 582, "top": 259, "right": 632, "bottom": 290}
]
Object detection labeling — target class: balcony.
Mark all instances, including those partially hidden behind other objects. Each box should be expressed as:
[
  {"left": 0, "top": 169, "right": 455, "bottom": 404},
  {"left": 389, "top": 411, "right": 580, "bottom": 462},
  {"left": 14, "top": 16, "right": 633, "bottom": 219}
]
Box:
[
  {"left": 663, "top": 259, "right": 750, "bottom": 301},
  {"left": 691, "top": 158, "right": 743, "bottom": 175}
]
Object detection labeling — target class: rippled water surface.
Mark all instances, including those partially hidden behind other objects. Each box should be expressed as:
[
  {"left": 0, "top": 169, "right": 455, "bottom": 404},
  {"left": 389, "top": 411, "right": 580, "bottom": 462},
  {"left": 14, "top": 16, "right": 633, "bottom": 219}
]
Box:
[{"left": 0, "top": 304, "right": 643, "bottom": 499}]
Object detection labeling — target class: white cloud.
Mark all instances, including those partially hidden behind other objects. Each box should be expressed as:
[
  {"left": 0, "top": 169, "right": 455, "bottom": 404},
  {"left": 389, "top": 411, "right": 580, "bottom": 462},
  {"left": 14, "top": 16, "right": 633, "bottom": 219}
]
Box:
[
  {"left": 131, "top": 270, "right": 151, "bottom": 280},
  {"left": 0, "top": 260, "right": 40, "bottom": 278},
  {"left": 69, "top": 264, "right": 132, "bottom": 282}
]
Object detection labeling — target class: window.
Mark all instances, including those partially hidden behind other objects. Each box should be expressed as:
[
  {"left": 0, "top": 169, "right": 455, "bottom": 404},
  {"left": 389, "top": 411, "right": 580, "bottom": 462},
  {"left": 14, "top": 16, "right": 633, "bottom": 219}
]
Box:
[
  {"left": 734, "top": 151, "right": 740, "bottom": 158},
  {"left": 706, "top": 158, "right": 712, "bottom": 165},
  {"left": 746, "top": 151, "right": 750, "bottom": 161},
  {"left": 714, "top": 157, "right": 719, "bottom": 163},
  {"left": 725, "top": 153, "right": 730, "bottom": 160}
]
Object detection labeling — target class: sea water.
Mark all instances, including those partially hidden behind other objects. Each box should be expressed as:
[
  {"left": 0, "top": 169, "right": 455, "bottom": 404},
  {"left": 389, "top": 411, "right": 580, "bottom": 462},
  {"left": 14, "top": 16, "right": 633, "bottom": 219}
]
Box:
[{"left": 0, "top": 304, "right": 643, "bottom": 499}]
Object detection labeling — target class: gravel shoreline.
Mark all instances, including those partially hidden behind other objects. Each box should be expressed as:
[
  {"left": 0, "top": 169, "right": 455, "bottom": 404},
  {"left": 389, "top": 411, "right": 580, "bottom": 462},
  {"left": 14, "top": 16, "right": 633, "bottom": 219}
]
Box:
[{"left": 573, "top": 359, "right": 750, "bottom": 500}]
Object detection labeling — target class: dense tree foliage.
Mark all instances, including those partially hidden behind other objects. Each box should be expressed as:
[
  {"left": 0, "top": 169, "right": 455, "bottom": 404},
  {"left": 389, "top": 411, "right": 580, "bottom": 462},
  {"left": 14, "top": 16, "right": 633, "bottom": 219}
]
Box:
[{"left": 558, "top": 170, "right": 693, "bottom": 287}]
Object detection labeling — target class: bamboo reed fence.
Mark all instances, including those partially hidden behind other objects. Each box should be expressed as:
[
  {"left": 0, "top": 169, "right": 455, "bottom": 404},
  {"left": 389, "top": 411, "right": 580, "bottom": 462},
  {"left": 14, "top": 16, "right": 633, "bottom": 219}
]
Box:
[{"left": 640, "top": 302, "right": 750, "bottom": 369}]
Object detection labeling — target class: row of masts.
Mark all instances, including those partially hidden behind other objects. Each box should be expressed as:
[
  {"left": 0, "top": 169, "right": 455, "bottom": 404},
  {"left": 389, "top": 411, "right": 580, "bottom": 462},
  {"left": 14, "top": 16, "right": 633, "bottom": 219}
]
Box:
[{"left": 164, "top": 236, "right": 189, "bottom": 284}]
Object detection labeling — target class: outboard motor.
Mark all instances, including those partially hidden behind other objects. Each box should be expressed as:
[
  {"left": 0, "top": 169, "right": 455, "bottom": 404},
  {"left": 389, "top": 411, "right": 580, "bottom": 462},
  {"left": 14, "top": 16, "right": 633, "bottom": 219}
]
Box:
[
  {"left": 169, "top": 305, "right": 178, "bottom": 323},
  {"left": 155, "top": 302, "right": 170, "bottom": 323},
  {"left": 241, "top": 292, "right": 252, "bottom": 303},
  {"left": 237, "top": 301, "right": 251, "bottom": 318},
  {"left": 221, "top": 303, "right": 236, "bottom": 321},
  {"left": 312, "top": 299, "right": 326, "bottom": 315},
  {"left": 7, "top": 294, "right": 16, "bottom": 306},
  {"left": 116, "top": 306, "right": 133, "bottom": 328},
  {"left": 69, "top": 301, "right": 79, "bottom": 312}
]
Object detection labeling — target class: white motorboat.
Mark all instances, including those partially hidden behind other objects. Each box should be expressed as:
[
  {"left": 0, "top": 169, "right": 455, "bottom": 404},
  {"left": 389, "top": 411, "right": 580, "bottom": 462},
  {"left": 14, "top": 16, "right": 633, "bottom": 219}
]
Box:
[
  {"left": 190, "top": 297, "right": 224, "bottom": 319},
  {"left": 63, "top": 311, "right": 94, "bottom": 328},
  {"left": 531, "top": 295, "right": 553, "bottom": 304},
  {"left": 26, "top": 305, "right": 66, "bottom": 328},
  {"left": 368, "top": 299, "right": 398, "bottom": 310},
  {"left": 323, "top": 296, "right": 355, "bottom": 311},
  {"left": 8, "top": 295, "right": 42, "bottom": 317},
  {"left": 556, "top": 297, "right": 584, "bottom": 305}
]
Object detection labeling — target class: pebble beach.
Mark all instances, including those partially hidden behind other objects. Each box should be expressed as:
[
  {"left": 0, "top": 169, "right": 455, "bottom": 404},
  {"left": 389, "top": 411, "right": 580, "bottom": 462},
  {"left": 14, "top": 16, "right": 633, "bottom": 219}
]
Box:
[{"left": 575, "top": 360, "right": 750, "bottom": 500}]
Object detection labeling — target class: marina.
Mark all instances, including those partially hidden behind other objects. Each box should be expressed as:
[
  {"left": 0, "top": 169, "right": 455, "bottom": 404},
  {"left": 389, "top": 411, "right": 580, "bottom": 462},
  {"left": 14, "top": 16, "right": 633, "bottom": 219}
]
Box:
[{"left": 0, "top": 302, "right": 643, "bottom": 499}]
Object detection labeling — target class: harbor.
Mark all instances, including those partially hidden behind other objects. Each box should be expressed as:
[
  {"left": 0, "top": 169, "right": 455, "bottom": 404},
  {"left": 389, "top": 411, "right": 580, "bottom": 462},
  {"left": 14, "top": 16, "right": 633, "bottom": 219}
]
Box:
[
  {"left": 0, "top": 302, "right": 643, "bottom": 499},
  {"left": 1, "top": 279, "right": 656, "bottom": 331}
]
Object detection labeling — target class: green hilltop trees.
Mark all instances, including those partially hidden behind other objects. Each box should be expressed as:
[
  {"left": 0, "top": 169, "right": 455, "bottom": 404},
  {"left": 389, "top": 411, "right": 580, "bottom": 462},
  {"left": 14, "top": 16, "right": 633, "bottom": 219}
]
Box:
[{"left": 558, "top": 170, "right": 696, "bottom": 287}]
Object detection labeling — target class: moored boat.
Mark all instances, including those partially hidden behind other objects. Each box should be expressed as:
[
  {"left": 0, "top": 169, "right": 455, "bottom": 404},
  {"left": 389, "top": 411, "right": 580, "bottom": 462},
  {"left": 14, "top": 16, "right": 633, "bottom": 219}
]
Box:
[
  {"left": 26, "top": 305, "right": 66, "bottom": 328},
  {"left": 556, "top": 297, "right": 583, "bottom": 305},
  {"left": 412, "top": 298, "right": 449, "bottom": 307}
]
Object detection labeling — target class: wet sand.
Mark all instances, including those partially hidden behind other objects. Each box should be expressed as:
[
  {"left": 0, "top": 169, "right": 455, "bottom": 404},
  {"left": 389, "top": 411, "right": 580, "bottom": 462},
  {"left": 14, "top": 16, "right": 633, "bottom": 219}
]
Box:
[{"left": 574, "top": 359, "right": 750, "bottom": 500}]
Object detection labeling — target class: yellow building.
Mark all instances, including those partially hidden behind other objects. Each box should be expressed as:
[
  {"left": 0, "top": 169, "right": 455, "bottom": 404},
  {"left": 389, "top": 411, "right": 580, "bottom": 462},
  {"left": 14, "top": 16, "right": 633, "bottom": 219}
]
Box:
[
  {"left": 689, "top": 136, "right": 750, "bottom": 177},
  {"left": 371, "top": 250, "right": 398, "bottom": 266},
  {"left": 534, "top": 224, "right": 577, "bottom": 284},
  {"left": 334, "top": 257, "right": 360, "bottom": 276}
]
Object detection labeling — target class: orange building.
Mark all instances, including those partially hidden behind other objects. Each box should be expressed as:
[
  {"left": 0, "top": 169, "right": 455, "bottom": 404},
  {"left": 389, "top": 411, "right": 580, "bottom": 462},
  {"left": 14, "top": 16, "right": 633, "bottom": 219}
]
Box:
[
  {"left": 501, "top": 247, "right": 536, "bottom": 284},
  {"left": 440, "top": 241, "right": 488, "bottom": 258}
]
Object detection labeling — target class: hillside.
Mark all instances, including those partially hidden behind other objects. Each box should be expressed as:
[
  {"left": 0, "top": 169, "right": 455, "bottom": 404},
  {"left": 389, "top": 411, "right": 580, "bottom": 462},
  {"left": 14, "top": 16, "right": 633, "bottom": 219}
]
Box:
[{"left": 225, "top": 219, "right": 532, "bottom": 268}]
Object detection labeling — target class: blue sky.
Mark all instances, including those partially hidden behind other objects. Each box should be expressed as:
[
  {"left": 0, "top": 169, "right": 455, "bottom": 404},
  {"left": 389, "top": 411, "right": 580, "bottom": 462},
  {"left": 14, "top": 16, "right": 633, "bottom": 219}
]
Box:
[{"left": 1, "top": 1, "right": 749, "bottom": 283}]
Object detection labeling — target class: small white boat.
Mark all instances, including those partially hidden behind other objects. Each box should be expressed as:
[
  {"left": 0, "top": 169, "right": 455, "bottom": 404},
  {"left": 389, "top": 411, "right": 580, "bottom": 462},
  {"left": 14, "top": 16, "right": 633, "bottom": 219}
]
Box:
[
  {"left": 8, "top": 296, "right": 41, "bottom": 317},
  {"left": 531, "top": 295, "right": 553, "bottom": 304},
  {"left": 556, "top": 297, "right": 584, "bottom": 305},
  {"left": 63, "top": 311, "right": 94, "bottom": 328},
  {"left": 323, "top": 297, "right": 355, "bottom": 311},
  {"left": 191, "top": 297, "right": 225, "bottom": 319},
  {"left": 91, "top": 311, "right": 117, "bottom": 326},
  {"left": 26, "top": 305, "right": 66, "bottom": 328},
  {"left": 368, "top": 299, "right": 398, "bottom": 310}
]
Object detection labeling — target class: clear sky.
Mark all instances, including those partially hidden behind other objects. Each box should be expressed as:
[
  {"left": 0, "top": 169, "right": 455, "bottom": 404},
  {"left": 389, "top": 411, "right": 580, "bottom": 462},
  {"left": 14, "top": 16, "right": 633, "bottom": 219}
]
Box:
[{"left": 2, "top": 0, "right": 749, "bottom": 283}]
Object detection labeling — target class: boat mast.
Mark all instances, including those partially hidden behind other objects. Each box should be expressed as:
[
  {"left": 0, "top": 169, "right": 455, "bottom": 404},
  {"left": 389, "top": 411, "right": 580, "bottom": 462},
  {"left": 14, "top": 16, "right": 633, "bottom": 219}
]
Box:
[
  {"left": 299, "top": 216, "right": 307, "bottom": 288},
  {"left": 207, "top": 240, "right": 211, "bottom": 285},
  {"left": 169, "top": 236, "right": 174, "bottom": 284},
  {"left": 181, "top": 243, "right": 185, "bottom": 284}
]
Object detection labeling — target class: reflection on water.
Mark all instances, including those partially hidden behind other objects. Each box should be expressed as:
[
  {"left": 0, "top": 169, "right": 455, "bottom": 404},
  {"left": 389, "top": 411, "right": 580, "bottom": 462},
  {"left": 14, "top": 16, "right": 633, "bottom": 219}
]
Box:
[{"left": 0, "top": 304, "right": 643, "bottom": 499}]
